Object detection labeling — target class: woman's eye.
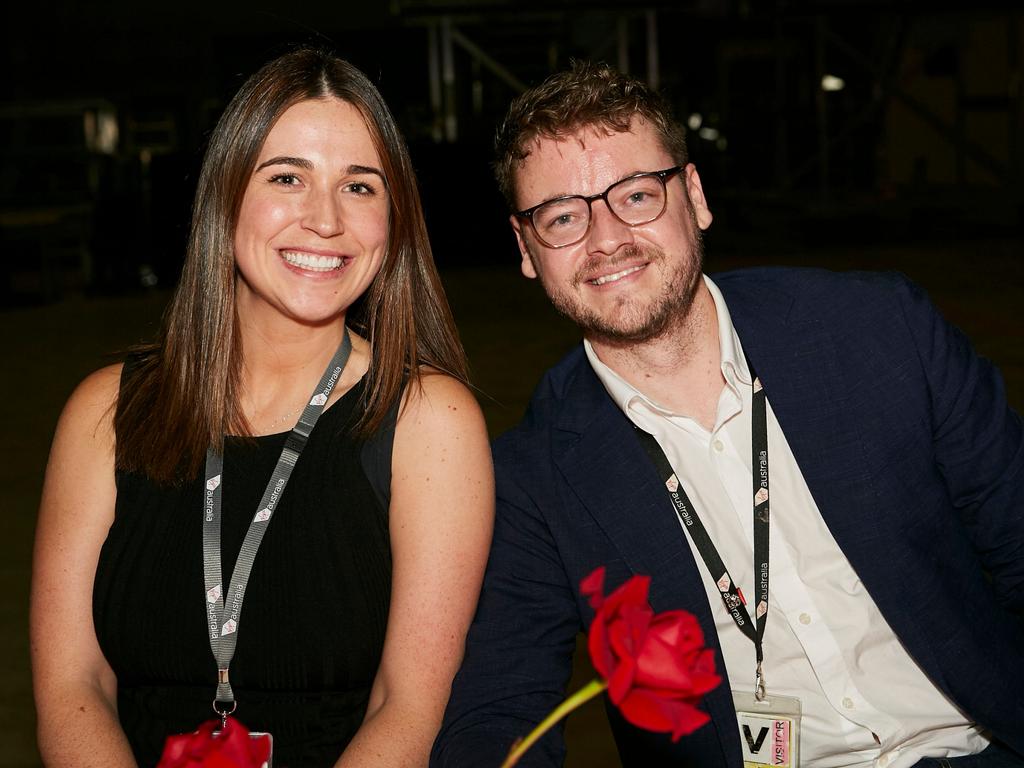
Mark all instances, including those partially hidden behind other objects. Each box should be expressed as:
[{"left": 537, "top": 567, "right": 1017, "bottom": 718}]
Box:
[
  {"left": 346, "top": 181, "right": 377, "bottom": 196},
  {"left": 268, "top": 173, "right": 300, "bottom": 186}
]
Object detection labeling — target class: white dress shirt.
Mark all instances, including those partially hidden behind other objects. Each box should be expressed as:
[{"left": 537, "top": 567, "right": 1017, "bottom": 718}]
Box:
[{"left": 584, "top": 275, "right": 989, "bottom": 768}]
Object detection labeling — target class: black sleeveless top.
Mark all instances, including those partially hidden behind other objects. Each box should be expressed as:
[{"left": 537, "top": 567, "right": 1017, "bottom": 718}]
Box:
[{"left": 94, "top": 377, "right": 395, "bottom": 767}]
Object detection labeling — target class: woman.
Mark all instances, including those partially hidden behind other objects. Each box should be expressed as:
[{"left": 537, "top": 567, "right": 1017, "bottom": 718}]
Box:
[{"left": 30, "top": 48, "right": 493, "bottom": 767}]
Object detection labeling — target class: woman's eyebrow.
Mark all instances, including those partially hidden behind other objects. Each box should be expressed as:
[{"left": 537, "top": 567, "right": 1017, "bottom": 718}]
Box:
[
  {"left": 347, "top": 164, "right": 384, "bottom": 179},
  {"left": 256, "top": 156, "right": 313, "bottom": 171},
  {"left": 254, "top": 158, "right": 384, "bottom": 179}
]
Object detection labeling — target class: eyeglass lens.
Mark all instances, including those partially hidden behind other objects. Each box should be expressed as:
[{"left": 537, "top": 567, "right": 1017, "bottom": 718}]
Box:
[{"left": 531, "top": 173, "right": 668, "bottom": 247}]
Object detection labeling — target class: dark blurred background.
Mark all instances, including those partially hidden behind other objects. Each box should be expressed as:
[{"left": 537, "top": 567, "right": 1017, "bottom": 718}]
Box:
[
  {"left": 2, "top": 1, "right": 1022, "bottom": 766},
  {"left": 4, "top": 0, "right": 1021, "bottom": 300}
]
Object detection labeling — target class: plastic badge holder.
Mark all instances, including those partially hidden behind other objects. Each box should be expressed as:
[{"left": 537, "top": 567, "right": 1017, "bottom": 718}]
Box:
[
  {"left": 732, "top": 691, "right": 801, "bottom": 768},
  {"left": 210, "top": 727, "right": 273, "bottom": 768}
]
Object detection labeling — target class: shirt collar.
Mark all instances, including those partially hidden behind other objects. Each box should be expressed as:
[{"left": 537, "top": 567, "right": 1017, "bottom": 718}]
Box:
[{"left": 584, "top": 274, "right": 752, "bottom": 416}]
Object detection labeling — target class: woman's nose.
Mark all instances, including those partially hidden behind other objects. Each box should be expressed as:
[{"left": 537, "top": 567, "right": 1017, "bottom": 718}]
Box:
[{"left": 302, "top": 190, "right": 345, "bottom": 237}]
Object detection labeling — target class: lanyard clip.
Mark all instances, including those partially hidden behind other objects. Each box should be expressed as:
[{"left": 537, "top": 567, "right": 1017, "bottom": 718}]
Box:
[
  {"left": 754, "top": 661, "right": 766, "bottom": 702},
  {"left": 212, "top": 696, "right": 237, "bottom": 731}
]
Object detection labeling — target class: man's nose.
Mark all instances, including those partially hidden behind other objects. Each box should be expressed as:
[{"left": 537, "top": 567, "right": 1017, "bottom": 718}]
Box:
[{"left": 585, "top": 199, "right": 633, "bottom": 255}]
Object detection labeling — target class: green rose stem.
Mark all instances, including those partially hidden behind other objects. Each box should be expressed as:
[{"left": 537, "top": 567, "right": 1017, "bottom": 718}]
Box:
[{"left": 499, "top": 678, "right": 609, "bottom": 768}]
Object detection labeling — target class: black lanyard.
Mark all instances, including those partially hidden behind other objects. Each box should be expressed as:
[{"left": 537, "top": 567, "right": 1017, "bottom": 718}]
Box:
[
  {"left": 633, "top": 369, "right": 770, "bottom": 699},
  {"left": 202, "top": 328, "right": 352, "bottom": 721}
]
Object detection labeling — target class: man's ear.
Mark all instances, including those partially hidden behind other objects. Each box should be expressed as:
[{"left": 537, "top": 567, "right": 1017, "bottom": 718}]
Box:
[
  {"left": 684, "top": 164, "right": 713, "bottom": 231},
  {"left": 510, "top": 215, "right": 539, "bottom": 279}
]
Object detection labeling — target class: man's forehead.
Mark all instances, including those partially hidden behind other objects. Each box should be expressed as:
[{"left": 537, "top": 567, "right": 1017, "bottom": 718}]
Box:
[
  {"left": 524, "top": 117, "right": 650, "bottom": 157},
  {"left": 513, "top": 117, "right": 668, "bottom": 204}
]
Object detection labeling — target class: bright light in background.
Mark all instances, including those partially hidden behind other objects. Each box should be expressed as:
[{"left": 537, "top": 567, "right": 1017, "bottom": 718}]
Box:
[
  {"left": 821, "top": 74, "right": 845, "bottom": 92},
  {"left": 84, "top": 109, "right": 118, "bottom": 154},
  {"left": 686, "top": 113, "right": 726, "bottom": 149}
]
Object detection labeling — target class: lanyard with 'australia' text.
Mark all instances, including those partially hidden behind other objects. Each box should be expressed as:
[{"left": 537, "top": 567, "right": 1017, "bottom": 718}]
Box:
[
  {"left": 202, "top": 328, "right": 351, "bottom": 722},
  {"left": 633, "top": 367, "right": 771, "bottom": 700}
]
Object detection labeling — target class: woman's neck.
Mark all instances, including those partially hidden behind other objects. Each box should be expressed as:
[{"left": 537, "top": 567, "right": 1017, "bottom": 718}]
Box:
[{"left": 235, "top": 309, "right": 368, "bottom": 435}]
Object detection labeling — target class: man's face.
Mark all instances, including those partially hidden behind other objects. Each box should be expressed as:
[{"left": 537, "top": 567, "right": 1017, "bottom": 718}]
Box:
[{"left": 510, "top": 118, "right": 712, "bottom": 344}]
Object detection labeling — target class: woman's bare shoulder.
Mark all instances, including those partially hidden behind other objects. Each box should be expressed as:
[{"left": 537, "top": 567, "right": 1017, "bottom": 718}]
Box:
[
  {"left": 48, "top": 363, "right": 125, "bottom": 454},
  {"left": 397, "top": 369, "right": 485, "bottom": 434}
]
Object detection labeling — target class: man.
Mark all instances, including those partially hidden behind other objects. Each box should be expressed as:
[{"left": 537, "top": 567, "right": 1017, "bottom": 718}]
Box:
[{"left": 432, "top": 62, "right": 1024, "bottom": 767}]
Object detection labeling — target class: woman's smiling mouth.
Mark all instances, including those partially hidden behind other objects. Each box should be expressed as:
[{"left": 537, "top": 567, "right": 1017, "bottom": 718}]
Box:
[{"left": 280, "top": 250, "right": 347, "bottom": 272}]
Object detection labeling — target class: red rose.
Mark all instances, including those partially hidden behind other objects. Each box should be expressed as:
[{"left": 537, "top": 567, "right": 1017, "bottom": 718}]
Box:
[
  {"left": 581, "top": 566, "right": 720, "bottom": 741},
  {"left": 157, "top": 718, "right": 271, "bottom": 768}
]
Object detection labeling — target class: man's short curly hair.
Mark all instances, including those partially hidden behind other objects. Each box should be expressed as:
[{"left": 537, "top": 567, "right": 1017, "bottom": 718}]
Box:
[{"left": 494, "top": 61, "right": 688, "bottom": 209}]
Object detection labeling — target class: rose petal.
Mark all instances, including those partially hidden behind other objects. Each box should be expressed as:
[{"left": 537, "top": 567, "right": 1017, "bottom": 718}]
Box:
[
  {"left": 607, "top": 604, "right": 652, "bottom": 662},
  {"left": 156, "top": 719, "right": 268, "bottom": 768},
  {"left": 218, "top": 724, "right": 250, "bottom": 761},
  {"left": 220, "top": 719, "right": 267, "bottom": 767},
  {"left": 633, "top": 640, "right": 696, "bottom": 690},
  {"left": 606, "top": 654, "right": 637, "bottom": 703},
  {"left": 587, "top": 610, "right": 613, "bottom": 679},
  {"left": 583, "top": 569, "right": 720, "bottom": 745},
  {"left": 157, "top": 721, "right": 220, "bottom": 767},
  {"left": 249, "top": 733, "right": 272, "bottom": 763},
  {"left": 617, "top": 688, "right": 712, "bottom": 741},
  {"left": 156, "top": 733, "right": 192, "bottom": 766},
  {"left": 580, "top": 567, "right": 606, "bottom": 611},
  {"left": 688, "top": 649, "right": 723, "bottom": 696},
  {"left": 602, "top": 575, "right": 650, "bottom": 616},
  {"left": 646, "top": 610, "right": 705, "bottom": 651}
]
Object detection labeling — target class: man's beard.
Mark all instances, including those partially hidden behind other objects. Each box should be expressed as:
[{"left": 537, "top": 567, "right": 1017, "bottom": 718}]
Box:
[{"left": 537, "top": 227, "right": 705, "bottom": 346}]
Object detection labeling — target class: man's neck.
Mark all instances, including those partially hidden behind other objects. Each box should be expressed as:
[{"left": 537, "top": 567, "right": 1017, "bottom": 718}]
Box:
[{"left": 589, "top": 283, "right": 725, "bottom": 431}]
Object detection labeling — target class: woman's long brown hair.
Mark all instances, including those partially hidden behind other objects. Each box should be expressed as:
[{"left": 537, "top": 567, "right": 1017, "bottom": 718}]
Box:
[{"left": 115, "top": 48, "right": 468, "bottom": 485}]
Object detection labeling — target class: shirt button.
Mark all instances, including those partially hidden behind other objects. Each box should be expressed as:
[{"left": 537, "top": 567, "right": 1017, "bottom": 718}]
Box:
[
  {"left": 799, "top": 613, "right": 811, "bottom": 625},
  {"left": 842, "top": 697, "right": 855, "bottom": 709},
  {"left": 713, "top": 439, "right": 724, "bottom": 452}
]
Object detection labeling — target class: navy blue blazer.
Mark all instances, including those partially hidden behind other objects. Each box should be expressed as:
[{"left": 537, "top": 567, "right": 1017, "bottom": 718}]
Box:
[{"left": 433, "top": 268, "right": 1024, "bottom": 767}]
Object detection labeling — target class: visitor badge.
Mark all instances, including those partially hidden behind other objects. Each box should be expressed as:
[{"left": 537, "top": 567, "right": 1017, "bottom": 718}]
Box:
[{"left": 732, "top": 690, "right": 800, "bottom": 768}]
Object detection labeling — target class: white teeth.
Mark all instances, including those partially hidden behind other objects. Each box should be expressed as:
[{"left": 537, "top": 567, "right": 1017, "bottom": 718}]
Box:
[
  {"left": 280, "top": 250, "right": 344, "bottom": 271},
  {"left": 590, "top": 264, "right": 644, "bottom": 286}
]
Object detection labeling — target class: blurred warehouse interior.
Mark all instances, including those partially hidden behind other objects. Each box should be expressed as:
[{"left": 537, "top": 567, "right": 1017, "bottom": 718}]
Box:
[{"left": 1, "top": 0, "right": 1021, "bottom": 305}]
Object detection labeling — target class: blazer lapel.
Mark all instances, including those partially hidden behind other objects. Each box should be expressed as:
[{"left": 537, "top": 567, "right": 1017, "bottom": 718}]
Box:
[
  {"left": 727, "top": 281, "right": 884, "bottom": 563},
  {"left": 550, "top": 354, "right": 744, "bottom": 765},
  {"left": 550, "top": 356, "right": 715, "bottom": 611}
]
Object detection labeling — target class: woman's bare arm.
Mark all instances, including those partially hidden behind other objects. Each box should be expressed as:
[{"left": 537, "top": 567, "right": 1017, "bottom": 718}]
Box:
[
  {"left": 335, "top": 373, "right": 494, "bottom": 768},
  {"left": 30, "top": 364, "right": 137, "bottom": 767}
]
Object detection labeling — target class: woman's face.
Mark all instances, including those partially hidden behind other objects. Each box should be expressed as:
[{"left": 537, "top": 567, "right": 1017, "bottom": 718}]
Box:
[{"left": 233, "top": 97, "right": 389, "bottom": 329}]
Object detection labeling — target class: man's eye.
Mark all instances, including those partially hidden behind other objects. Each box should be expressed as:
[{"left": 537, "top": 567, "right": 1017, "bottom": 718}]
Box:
[{"left": 542, "top": 211, "right": 578, "bottom": 229}]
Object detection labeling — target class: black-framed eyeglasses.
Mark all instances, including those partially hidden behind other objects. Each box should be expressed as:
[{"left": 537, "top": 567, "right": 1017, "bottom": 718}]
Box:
[{"left": 514, "top": 166, "right": 684, "bottom": 249}]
